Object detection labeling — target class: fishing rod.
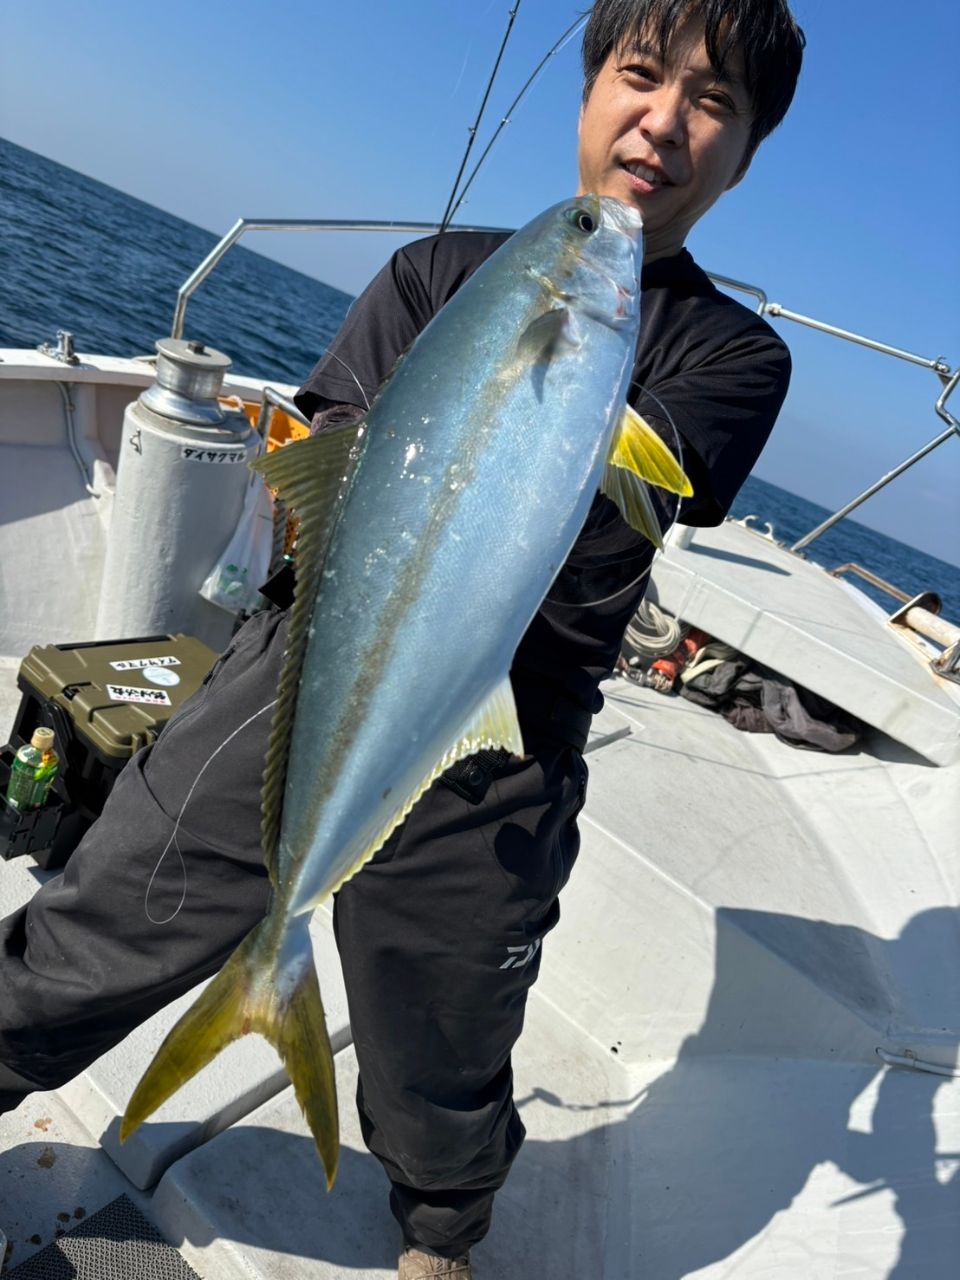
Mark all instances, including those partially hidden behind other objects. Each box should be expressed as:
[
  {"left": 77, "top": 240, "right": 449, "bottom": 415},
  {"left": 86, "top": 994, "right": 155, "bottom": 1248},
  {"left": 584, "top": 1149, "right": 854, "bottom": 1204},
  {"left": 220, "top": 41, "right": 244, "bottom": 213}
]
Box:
[
  {"left": 442, "top": 12, "right": 589, "bottom": 229},
  {"left": 438, "top": 3, "right": 522, "bottom": 234}
]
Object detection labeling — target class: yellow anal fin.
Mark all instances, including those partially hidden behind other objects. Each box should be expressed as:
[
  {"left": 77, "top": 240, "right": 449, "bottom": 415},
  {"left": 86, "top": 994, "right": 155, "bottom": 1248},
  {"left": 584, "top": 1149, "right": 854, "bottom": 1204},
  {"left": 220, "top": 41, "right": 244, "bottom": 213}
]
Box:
[
  {"left": 456, "top": 674, "right": 525, "bottom": 761},
  {"left": 250, "top": 425, "right": 366, "bottom": 884},
  {"left": 306, "top": 676, "right": 525, "bottom": 908},
  {"left": 120, "top": 917, "right": 340, "bottom": 1189}
]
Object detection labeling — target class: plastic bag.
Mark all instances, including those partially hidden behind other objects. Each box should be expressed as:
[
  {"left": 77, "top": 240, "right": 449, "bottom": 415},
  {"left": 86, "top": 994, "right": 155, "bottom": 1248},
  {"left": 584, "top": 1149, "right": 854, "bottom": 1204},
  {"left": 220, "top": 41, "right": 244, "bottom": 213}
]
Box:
[{"left": 199, "top": 470, "right": 275, "bottom": 614}]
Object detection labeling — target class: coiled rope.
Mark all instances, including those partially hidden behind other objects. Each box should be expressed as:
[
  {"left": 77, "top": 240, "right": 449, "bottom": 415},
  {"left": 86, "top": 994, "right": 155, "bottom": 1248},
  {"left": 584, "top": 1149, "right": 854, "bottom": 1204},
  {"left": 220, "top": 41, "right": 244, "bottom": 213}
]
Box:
[{"left": 623, "top": 599, "right": 685, "bottom": 660}]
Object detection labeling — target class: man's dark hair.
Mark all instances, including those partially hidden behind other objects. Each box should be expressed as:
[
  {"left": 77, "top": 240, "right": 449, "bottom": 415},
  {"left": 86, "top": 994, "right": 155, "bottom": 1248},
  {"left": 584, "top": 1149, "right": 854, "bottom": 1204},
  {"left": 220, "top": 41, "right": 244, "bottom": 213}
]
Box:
[{"left": 582, "top": 0, "right": 805, "bottom": 161}]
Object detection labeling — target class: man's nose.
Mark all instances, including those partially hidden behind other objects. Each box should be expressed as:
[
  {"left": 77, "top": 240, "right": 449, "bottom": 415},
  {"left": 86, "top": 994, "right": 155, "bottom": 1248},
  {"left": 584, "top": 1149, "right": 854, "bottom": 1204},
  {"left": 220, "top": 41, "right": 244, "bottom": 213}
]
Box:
[{"left": 639, "top": 85, "right": 686, "bottom": 148}]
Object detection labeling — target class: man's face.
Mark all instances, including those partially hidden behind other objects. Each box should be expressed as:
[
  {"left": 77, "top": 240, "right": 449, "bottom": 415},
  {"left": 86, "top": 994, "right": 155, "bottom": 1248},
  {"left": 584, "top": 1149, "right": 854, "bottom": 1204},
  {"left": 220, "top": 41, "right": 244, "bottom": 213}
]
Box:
[{"left": 577, "top": 15, "right": 753, "bottom": 261}]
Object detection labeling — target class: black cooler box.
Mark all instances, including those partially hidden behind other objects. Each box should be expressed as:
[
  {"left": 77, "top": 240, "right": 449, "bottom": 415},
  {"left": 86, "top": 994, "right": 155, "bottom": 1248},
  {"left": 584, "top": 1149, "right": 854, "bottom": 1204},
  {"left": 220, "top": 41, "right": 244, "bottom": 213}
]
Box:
[{"left": 1, "top": 634, "right": 217, "bottom": 869}]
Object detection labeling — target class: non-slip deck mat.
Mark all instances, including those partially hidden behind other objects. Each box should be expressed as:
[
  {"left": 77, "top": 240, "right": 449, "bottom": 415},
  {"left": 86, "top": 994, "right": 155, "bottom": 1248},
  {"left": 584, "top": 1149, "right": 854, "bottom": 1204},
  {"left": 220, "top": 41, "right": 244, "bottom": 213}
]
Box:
[{"left": 5, "top": 1195, "right": 202, "bottom": 1279}]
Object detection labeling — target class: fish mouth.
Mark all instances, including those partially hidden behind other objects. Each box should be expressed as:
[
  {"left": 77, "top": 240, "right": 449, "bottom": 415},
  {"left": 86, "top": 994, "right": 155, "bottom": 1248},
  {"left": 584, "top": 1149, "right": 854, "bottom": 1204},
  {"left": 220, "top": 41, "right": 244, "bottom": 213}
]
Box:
[
  {"left": 597, "top": 195, "right": 644, "bottom": 244},
  {"left": 596, "top": 200, "right": 642, "bottom": 321}
]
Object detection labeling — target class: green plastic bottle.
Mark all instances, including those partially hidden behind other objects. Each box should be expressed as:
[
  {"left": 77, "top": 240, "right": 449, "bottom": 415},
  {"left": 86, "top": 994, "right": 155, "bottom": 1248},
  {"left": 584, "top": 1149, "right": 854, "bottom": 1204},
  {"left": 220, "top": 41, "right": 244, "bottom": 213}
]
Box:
[{"left": 5, "top": 727, "right": 59, "bottom": 812}]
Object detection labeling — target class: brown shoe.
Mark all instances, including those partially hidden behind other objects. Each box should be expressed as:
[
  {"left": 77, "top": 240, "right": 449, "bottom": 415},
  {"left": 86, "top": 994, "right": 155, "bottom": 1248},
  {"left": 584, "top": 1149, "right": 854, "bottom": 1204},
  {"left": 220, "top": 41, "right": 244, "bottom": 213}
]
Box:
[{"left": 398, "top": 1246, "right": 472, "bottom": 1278}]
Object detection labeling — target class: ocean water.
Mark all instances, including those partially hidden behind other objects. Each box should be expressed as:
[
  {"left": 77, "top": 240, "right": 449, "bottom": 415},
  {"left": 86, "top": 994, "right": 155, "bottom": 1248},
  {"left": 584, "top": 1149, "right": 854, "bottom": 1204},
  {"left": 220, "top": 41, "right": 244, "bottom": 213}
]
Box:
[
  {"left": 2, "top": 136, "right": 959, "bottom": 624},
  {"left": 729, "top": 475, "right": 960, "bottom": 623},
  {"left": 0, "top": 136, "right": 352, "bottom": 386}
]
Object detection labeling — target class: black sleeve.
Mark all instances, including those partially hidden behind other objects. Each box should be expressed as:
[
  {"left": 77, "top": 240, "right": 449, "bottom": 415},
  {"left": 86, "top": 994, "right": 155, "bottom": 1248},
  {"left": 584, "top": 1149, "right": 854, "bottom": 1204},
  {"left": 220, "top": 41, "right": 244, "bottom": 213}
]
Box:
[
  {"left": 294, "top": 246, "right": 436, "bottom": 419},
  {"left": 634, "top": 322, "right": 792, "bottom": 526}
]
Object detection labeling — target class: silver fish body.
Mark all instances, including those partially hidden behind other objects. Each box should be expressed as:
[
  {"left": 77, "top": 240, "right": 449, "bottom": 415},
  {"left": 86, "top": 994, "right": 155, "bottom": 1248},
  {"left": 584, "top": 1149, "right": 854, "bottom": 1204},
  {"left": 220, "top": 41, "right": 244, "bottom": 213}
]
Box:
[{"left": 120, "top": 196, "right": 689, "bottom": 1187}]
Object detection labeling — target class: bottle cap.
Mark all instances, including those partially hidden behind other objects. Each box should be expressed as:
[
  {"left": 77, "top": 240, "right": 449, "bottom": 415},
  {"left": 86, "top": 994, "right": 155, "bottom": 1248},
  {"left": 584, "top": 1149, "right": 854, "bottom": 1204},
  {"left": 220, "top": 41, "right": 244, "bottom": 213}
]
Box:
[{"left": 30, "top": 728, "right": 55, "bottom": 751}]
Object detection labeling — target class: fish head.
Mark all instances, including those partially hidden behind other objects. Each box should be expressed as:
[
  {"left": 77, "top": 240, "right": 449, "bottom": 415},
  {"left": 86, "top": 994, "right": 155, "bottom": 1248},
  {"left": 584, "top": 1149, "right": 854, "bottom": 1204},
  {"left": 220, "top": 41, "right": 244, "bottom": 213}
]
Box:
[{"left": 519, "top": 195, "right": 644, "bottom": 339}]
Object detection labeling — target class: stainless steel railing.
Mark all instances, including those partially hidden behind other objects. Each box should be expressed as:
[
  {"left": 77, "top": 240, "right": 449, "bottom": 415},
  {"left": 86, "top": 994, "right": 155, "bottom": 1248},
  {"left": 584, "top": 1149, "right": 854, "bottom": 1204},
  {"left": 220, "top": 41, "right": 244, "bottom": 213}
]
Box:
[
  {"left": 171, "top": 221, "right": 957, "bottom": 553},
  {"left": 705, "top": 275, "right": 958, "bottom": 552},
  {"left": 169, "top": 218, "right": 512, "bottom": 344},
  {"left": 828, "top": 563, "right": 914, "bottom": 604}
]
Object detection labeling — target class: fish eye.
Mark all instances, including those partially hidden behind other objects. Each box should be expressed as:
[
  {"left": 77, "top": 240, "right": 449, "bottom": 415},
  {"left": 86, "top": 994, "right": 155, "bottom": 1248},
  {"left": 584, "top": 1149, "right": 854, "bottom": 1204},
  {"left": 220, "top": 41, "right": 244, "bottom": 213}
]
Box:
[{"left": 565, "top": 206, "right": 596, "bottom": 235}]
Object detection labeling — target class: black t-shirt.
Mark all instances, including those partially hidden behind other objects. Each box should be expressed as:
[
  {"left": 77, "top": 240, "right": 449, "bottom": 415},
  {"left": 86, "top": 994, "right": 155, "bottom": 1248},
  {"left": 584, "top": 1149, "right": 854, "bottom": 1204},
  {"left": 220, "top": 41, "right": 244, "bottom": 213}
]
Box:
[{"left": 297, "top": 231, "right": 790, "bottom": 748}]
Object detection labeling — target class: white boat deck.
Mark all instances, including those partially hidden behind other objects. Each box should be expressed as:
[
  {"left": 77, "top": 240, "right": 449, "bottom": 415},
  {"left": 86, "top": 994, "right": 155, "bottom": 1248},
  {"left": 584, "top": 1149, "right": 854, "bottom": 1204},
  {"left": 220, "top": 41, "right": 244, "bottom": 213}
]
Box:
[
  {"left": 2, "top": 656, "right": 958, "bottom": 1277},
  {"left": 652, "top": 521, "right": 960, "bottom": 766},
  {"left": 0, "top": 356, "right": 957, "bottom": 1276}
]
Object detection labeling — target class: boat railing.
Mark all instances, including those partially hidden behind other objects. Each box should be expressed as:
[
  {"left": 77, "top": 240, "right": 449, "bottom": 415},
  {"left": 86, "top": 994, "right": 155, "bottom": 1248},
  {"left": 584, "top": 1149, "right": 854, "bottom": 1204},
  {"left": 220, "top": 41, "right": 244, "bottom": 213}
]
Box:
[
  {"left": 827, "top": 567, "right": 960, "bottom": 677},
  {"left": 169, "top": 218, "right": 512, "bottom": 344},
  {"left": 710, "top": 273, "right": 958, "bottom": 552},
  {"left": 828, "top": 563, "right": 914, "bottom": 604},
  {"left": 170, "top": 220, "right": 957, "bottom": 555}
]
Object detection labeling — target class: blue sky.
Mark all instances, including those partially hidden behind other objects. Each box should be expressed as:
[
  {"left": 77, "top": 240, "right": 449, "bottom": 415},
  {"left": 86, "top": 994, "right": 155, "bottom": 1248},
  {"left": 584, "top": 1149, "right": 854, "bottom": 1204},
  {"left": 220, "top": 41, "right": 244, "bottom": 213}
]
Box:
[{"left": 2, "top": 0, "right": 958, "bottom": 563}]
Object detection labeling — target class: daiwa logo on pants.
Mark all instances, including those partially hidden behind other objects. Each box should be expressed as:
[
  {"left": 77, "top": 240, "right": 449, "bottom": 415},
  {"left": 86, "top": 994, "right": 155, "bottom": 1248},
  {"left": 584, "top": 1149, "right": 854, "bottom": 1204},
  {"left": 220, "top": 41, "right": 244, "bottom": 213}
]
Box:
[{"left": 500, "top": 938, "right": 541, "bottom": 970}]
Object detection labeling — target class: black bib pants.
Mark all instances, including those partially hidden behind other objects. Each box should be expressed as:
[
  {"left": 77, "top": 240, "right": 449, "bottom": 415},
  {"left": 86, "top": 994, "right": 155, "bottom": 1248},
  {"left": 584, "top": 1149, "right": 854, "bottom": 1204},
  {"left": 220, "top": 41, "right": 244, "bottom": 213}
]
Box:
[{"left": 0, "top": 606, "right": 587, "bottom": 1258}]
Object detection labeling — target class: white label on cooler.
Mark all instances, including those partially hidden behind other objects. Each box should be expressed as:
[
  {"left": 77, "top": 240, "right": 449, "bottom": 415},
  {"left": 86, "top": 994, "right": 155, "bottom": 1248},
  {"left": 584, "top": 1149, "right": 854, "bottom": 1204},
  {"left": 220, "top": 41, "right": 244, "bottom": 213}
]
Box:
[
  {"left": 110, "top": 656, "right": 181, "bottom": 671},
  {"left": 106, "top": 684, "right": 172, "bottom": 706}
]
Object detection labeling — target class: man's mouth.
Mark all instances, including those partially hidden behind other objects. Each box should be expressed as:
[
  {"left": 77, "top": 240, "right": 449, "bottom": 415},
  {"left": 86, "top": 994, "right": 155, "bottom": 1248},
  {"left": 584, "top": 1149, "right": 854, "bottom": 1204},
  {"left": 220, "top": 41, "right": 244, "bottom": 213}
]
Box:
[{"left": 621, "top": 161, "right": 671, "bottom": 189}]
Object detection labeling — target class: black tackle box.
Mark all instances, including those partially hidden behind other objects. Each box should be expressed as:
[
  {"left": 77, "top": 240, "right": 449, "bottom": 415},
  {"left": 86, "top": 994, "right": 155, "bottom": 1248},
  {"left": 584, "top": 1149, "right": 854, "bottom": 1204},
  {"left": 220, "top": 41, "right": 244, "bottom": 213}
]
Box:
[{"left": 1, "top": 634, "right": 217, "bottom": 869}]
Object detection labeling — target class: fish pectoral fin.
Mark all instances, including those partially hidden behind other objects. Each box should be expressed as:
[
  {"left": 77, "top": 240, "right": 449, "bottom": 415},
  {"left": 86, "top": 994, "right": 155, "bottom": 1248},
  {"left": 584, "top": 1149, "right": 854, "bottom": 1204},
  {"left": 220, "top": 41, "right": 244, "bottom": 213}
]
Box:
[
  {"left": 517, "top": 307, "right": 582, "bottom": 363},
  {"left": 119, "top": 917, "right": 340, "bottom": 1188},
  {"left": 316, "top": 676, "right": 526, "bottom": 905},
  {"left": 600, "top": 404, "right": 694, "bottom": 549},
  {"left": 252, "top": 423, "right": 368, "bottom": 882}
]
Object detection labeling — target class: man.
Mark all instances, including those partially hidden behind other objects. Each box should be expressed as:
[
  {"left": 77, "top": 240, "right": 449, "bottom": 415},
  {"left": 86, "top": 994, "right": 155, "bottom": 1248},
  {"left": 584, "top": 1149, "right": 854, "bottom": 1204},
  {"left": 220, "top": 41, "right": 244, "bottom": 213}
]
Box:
[{"left": 0, "top": 2, "right": 803, "bottom": 1276}]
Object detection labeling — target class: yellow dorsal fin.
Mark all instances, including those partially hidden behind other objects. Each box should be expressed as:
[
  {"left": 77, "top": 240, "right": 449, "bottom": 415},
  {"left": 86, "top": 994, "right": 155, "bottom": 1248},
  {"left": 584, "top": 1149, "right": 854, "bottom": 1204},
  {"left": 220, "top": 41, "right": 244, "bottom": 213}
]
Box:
[
  {"left": 601, "top": 403, "right": 694, "bottom": 549},
  {"left": 302, "top": 675, "right": 525, "bottom": 912},
  {"left": 250, "top": 425, "right": 366, "bottom": 883}
]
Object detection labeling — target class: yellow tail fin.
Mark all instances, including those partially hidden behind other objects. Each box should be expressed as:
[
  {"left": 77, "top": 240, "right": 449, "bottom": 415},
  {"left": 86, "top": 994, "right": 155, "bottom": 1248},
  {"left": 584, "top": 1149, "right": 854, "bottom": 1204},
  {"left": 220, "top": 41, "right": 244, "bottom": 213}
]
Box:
[
  {"left": 119, "top": 918, "right": 339, "bottom": 1188},
  {"left": 601, "top": 403, "right": 694, "bottom": 548}
]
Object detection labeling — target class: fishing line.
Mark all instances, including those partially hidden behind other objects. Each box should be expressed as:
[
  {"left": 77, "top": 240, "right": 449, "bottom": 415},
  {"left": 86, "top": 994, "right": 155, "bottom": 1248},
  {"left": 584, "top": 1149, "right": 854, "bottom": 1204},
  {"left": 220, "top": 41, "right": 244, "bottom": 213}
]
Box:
[
  {"left": 545, "top": 565, "right": 654, "bottom": 611},
  {"left": 144, "top": 697, "right": 279, "bottom": 925},
  {"left": 642, "top": 381, "right": 687, "bottom": 546},
  {"left": 439, "top": 2, "right": 523, "bottom": 234},
  {"left": 445, "top": 13, "right": 588, "bottom": 225},
  {"left": 324, "top": 351, "right": 371, "bottom": 412},
  {"left": 544, "top": 385, "right": 687, "bottom": 609}
]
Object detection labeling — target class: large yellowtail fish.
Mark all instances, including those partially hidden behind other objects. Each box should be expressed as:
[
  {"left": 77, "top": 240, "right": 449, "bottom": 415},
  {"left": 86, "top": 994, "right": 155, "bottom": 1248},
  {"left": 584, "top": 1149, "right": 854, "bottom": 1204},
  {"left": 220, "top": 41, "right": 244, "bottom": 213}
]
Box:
[{"left": 120, "top": 195, "right": 691, "bottom": 1185}]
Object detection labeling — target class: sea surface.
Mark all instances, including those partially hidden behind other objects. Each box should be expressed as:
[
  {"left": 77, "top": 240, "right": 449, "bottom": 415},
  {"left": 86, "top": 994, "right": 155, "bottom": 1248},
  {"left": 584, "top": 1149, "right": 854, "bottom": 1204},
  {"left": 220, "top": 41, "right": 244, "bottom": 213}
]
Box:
[
  {"left": 0, "top": 136, "right": 352, "bottom": 387},
  {"left": 3, "top": 135, "right": 959, "bottom": 623}
]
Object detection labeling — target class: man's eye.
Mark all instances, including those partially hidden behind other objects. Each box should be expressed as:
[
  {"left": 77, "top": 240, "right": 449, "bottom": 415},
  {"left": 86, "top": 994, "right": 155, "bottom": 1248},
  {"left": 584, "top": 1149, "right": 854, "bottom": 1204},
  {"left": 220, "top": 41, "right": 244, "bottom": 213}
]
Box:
[
  {"left": 703, "top": 91, "right": 736, "bottom": 112},
  {"left": 623, "top": 63, "right": 656, "bottom": 82}
]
